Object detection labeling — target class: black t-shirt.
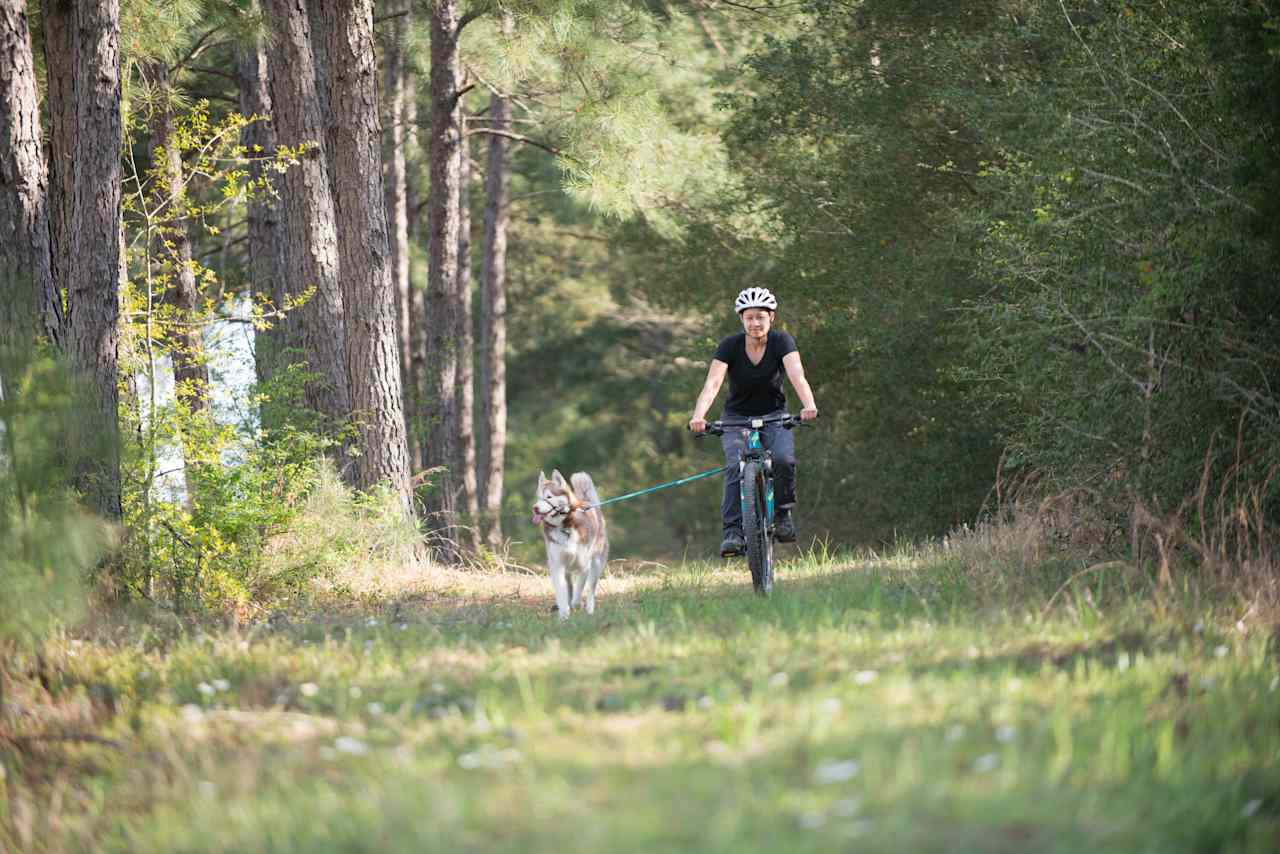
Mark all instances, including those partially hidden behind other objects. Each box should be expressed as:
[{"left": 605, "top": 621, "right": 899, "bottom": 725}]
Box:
[{"left": 713, "top": 330, "right": 798, "bottom": 416}]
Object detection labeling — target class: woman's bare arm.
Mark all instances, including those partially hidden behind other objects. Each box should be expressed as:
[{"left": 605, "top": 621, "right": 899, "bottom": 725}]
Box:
[
  {"left": 689, "top": 359, "right": 729, "bottom": 432},
  {"left": 783, "top": 351, "right": 818, "bottom": 420}
]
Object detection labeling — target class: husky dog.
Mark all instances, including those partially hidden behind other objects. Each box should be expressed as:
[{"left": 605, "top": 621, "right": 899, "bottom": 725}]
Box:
[{"left": 532, "top": 470, "right": 609, "bottom": 619}]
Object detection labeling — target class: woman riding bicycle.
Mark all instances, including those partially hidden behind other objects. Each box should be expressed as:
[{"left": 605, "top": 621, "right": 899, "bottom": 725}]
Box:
[{"left": 688, "top": 287, "right": 819, "bottom": 556}]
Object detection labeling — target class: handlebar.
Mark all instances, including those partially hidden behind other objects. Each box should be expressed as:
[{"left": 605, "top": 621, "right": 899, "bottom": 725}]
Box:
[{"left": 692, "top": 412, "right": 812, "bottom": 437}]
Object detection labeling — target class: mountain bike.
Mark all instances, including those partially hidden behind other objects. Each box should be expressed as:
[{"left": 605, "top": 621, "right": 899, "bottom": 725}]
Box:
[{"left": 698, "top": 413, "right": 806, "bottom": 595}]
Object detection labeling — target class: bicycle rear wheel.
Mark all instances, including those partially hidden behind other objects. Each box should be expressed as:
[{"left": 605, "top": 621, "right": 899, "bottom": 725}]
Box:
[{"left": 741, "top": 461, "right": 773, "bottom": 594}]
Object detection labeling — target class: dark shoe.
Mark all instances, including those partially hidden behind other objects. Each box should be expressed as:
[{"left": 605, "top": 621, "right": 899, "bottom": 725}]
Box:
[
  {"left": 719, "top": 530, "right": 745, "bottom": 557},
  {"left": 774, "top": 512, "right": 797, "bottom": 543}
]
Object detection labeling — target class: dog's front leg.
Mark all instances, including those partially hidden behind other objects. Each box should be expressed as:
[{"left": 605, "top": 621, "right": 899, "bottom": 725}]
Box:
[
  {"left": 549, "top": 560, "right": 572, "bottom": 620},
  {"left": 569, "top": 564, "right": 588, "bottom": 611}
]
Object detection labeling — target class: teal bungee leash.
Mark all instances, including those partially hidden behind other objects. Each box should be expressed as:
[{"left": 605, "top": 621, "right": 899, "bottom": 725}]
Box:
[{"left": 584, "top": 465, "right": 726, "bottom": 510}]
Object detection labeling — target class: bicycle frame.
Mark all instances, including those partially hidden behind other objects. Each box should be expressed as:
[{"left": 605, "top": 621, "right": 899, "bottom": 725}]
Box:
[{"left": 740, "top": 421, "right": 776, "bottom": 536}]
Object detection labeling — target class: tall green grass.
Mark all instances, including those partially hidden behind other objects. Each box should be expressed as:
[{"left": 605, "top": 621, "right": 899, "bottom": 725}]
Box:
[{"left": 2, "top": 547, "right": 1277, "bottom": 852}]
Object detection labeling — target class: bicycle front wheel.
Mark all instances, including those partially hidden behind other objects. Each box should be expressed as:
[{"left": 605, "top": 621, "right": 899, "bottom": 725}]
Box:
[{"left": 741, "top": 460, "right": 773, "bottom": 595}]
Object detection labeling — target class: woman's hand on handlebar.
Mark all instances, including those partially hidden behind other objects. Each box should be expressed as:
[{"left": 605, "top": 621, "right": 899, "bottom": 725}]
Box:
[
  {"left": 688, "top": 417, "right": 708, "bottom": 434},
  {"left": 800, "top": 407, "right": 818, "bottom": 422}
]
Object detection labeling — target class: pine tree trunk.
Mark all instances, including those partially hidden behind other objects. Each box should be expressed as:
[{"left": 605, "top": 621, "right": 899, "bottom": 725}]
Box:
[
  {"left": 456, "top": 119, "right": 479, "bottom": 542},
  {"left": 325, "top": 0, "right": 411, "bottom": 504},
  {"left": 238, "top": 2, "right": 289, "bottom": 389},
  {"left": 39, "top": 0, "right": 72, "bottom": 341},
  {"left": 383, "top": 0, "right": 416, "bottom": 469},
  {"left": 264, "top": 0, "right": 351, "bottom": 433},
  {"left": 478, "top": 89, "right": 512, "bottom": 549},
  {"left": 405, "top": 65, "right": 425, "bottom": 473},
  {"left": 0, "top": 0, "right": 56, "bottom": 350},
  {"left": 307, "top": 0, "right": 334, "bottom": 174},
  {"left": 423, "top": 0, "right": 463, "bottom": 536},
  {"left": 65, "top": 0, "right": 123, "bottom": 520},
  {"left": 147, "top": 62, "right": 209, "bottom": 415}
]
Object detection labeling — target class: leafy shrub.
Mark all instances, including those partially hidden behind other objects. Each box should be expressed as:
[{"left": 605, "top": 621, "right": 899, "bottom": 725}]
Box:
[{"left": 0, "top": 352, "right": 113, "bottom": 647}]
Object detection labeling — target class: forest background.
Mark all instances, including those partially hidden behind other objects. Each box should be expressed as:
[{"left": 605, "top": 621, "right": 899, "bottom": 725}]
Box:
[{"left": 2, "top": 0, "right": 1279, "bottom": 616}]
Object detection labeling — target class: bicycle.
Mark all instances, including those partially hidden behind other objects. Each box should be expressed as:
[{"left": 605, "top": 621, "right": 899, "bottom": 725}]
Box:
[{"left": 696, "top": 412, "right": 806, "bottom": 595}]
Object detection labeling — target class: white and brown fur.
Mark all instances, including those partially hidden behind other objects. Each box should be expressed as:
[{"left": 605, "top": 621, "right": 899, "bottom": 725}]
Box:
[{"left": 532, "top": 470, "right": 608, "bottom": 619}]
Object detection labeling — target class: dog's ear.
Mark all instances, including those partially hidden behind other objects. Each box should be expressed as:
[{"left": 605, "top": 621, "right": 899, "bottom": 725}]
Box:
[
  {"left": 538, "top": 470, "right": 546, "bottom": 489},
  {"left": 551, "top": 470, "right": 567, "bottom": 488}
]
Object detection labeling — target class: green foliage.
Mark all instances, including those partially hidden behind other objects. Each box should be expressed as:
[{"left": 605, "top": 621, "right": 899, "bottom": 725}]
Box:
[
  {"left": 111, "top": 100, "right": 345, "bottom": 613},
  {"left": 957, "top": 0, "right": 1280, "bottom": 511},
  {"left": 457, "top": 1, "right": 733, "bottom": 230},
  {"left": 0, "top": 351, "right": 112, "bottom": 647}
]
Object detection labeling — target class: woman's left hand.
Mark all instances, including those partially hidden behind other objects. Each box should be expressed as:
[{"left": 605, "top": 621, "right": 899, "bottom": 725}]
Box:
[{"left": 800, "top": 407, "right": 818, "bottom": 422}]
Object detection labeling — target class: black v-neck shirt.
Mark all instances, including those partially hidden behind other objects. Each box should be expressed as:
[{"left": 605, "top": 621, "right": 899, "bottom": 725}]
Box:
[{"left": 713, "top": 330, "right": 798, "bottom": 416}]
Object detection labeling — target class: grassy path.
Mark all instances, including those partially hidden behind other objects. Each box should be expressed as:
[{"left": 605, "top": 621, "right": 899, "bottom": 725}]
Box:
[{"left": 4, "top": 552, "right": 1279, "bottom": 852}]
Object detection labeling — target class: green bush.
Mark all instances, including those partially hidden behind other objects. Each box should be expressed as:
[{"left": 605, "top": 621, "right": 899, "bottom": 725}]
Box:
[{"left": 0, "top": 352, "right": 112, "bottom": 647}]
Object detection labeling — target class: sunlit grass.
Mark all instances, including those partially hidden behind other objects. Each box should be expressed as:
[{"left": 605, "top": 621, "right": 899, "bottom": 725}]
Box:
[{"left": 3, "top": 547, "right": 1278, "bottom": 852}]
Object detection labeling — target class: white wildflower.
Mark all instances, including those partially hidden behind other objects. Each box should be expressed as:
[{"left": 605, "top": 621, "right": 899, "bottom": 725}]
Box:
[
  {"left": 813, "top": 759, "right": 861, "bottom": 784},
  {"left": 1214, "top": 645, "right": 1229, "bottom": 659},
  {"left": 818, "top": 698, "right": 842, "bottom": 716},
  {"left": 366, "top": 617, "right": 379, "bottom": 628},
  {"left": 212, "top": 679, "right": 230, "bottom": 693},
  {"left": 334, "top": 736, "right": 370, "bottom": 756},
  {"left": 697, "top": 696, "right": 714, "bottom": 710},
  {"left": 995, "top": 725, "right": 1017, "bottom": 744},
  {"left": 852, "top": 670, "right": 878, "bottom": 685},
  {"left": 197, "top": 682, "right": 216, "bottom": 698},
  {"left": 973, "top": 753, "right": 1000, "bottom": 773},
  {"left": 945, "top": 725, "right": 966, "bottom": 743},
  {"left": 1241, "top": 799, "right": 1262, "bottom": 818},
  {"left": 457, "top": 747, "right": 522, "bottom": 770},
  {"left": 299, "top": 682, "right": 320, "bottom": 698},
  {"left": 181, "top": 704, "right": 203, "bottom": 723},
  {"left": 769, "top": 672, "right": 790, "bottom": 689},
  {"left": 366, "top": 702, "right": 385, "bottom": 716}
]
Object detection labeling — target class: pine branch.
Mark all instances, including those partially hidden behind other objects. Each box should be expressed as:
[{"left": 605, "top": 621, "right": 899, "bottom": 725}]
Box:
[{"left": 465, "top": 127, "right": 577, "bottom": 163}]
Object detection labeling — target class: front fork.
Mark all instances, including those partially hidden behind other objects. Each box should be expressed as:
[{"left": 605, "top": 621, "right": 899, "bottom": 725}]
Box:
[{"left": 738, "top": 429, "right": 775, "bottom": 531}]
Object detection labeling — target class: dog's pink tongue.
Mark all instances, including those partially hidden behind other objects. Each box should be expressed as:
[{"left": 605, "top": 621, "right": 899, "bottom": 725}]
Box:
[{"left": 532, "top": 510, "right": 543, "bottom": 525}]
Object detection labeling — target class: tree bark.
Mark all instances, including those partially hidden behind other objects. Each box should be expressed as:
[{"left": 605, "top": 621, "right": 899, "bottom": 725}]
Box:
[
  {"left": 306, "top": 0, "right": 336, "bottom": 198},
  {"left": 0, "top": 0, "right": 56, "bottom": 351},
  {"left": 423, "top": 0, "right": 463, "bottom": 535},
  {"left": 324, "top": 0, "right": 411, "bottom": 503},
  {"left": 405, "top": 65, "right": 425, "bottom": 473},
  {"left": 383, "top": 0, "right": 416, "bottom": 468},
  {"left": 65, "top": 0, "right": 123, "bottom": 520},
  {"left": 238, "top": 3, "right": 290, "bottom": 389},
  {"left": 264, "top": 0, "right": 351, "bottom": 432},
  {"left": 146, "top": 62, "right": 210, "bottom": 414},
  {"left": 39, "top": 0, "right": 72, "bottom": 341},
  {"left": 456, "top": 116, "right": 479, "bottom": 541},
  {"left": 478, "top": 88, "right": 511, "bottom": 549}
]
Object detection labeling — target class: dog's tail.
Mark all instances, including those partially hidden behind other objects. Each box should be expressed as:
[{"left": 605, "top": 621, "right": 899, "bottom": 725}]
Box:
[{"left": 571, "top": 472, "right": 602, "bottom": 508}]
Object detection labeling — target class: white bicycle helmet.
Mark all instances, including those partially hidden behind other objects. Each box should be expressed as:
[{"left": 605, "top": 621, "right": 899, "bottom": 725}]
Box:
[{"left": 734, "top": 286, "right": 778, "bottom": 314}]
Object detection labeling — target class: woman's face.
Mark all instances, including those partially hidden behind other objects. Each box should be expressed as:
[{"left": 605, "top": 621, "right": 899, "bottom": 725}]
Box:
[{"left": 740, "top": 308, "right": 774, "bottom": 340}]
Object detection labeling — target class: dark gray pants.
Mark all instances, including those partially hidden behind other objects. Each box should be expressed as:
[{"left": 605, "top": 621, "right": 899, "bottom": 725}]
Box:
[{"left": 720, "top": 412, "right": 796, "bottom": 534}]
